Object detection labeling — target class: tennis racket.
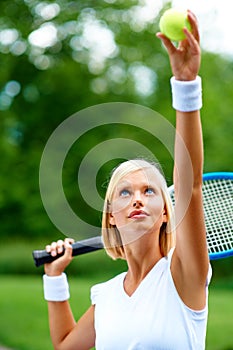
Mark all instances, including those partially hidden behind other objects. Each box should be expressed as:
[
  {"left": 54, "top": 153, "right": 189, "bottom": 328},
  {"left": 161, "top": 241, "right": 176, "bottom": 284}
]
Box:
[{"left": 32, "top": 172, "right": 233, "bottom": 267}]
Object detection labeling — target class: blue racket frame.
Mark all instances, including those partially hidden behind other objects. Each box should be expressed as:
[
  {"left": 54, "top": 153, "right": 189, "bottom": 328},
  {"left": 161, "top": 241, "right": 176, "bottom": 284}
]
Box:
[{"left": 202, "top": 172, "right": 233, "bottom": 260}]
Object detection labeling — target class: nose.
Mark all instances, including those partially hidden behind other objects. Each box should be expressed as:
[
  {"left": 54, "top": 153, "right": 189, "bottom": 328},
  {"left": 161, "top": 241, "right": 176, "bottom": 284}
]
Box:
[
  {"left": 133, "top": 200, "right": 143, "bottom": 208},
  {"left": 133, "top": 191, "right": 143, "bottom": 208}
]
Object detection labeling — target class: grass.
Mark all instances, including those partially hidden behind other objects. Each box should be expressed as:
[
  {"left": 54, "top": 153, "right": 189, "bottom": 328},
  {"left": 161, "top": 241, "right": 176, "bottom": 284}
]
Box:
[
  {"left": 0, "top": 275, "right": 233, "bottom": 350},
  {"left": 0, "top": 275, "right": 97, "bottom": 350},
  {"left": 206, "top": 287, "right": 233, "bottom": 350}
]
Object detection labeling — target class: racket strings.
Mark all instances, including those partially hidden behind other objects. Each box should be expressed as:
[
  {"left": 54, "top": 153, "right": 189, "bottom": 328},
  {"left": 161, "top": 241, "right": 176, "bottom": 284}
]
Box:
[
  {"left": 203, "top": 179, "right": 233, "bottom": 254},
  {"left": 169, "top": 178, "right": 233, "bottom": 258}
]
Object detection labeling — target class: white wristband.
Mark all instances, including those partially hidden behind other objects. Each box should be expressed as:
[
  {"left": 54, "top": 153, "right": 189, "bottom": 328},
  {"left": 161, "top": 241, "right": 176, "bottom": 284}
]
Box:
[
  {"left": 170, "top": 76, "right": 202, "bottom": 112},
  {"left": 43, "top": 273, "right": 70, "bottom": 301}
]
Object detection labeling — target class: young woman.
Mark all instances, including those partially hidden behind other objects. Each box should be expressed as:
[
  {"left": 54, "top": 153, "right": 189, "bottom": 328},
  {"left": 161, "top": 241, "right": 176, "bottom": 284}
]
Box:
[{"left": 42, "top": 10, "right": 211, "bottom": 349}]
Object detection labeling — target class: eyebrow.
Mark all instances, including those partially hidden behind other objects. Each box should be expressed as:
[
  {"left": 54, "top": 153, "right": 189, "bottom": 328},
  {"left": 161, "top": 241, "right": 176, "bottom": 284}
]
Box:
[{"left": 116, "top": 181, "right": 160, "bottom": 190}]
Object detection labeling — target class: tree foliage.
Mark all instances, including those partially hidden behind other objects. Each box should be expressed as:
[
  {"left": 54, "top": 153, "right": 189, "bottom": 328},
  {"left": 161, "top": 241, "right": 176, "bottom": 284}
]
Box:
[{"left": 0, "top": 0, "right": 232, "bottom": 245}]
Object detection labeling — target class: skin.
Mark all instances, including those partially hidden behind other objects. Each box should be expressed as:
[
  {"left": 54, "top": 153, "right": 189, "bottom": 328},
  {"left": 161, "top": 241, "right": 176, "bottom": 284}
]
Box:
[
  {"left": 44, "top": 10, "right": 209, "bottom": 350},
  {"left": 108, "top": 168, "right": 168, "bottom": 296},
  {"left": 109, "top": 168, "right": 167, "bottom": 247}
]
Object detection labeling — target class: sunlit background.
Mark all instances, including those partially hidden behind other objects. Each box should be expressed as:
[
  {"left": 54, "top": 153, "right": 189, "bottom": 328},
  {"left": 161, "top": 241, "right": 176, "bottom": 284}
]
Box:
[{"left": 1, "top": 0, "right": 233, "bottom": 108}]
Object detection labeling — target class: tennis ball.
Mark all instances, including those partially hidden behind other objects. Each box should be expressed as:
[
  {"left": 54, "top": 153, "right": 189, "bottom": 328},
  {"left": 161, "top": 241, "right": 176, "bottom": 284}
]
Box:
[{"left": 159, "top": 9, "right": 191, "bottom": 41}]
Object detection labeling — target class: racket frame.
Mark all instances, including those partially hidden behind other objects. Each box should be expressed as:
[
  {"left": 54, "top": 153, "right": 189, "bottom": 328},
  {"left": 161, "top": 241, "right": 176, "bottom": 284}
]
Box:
[{"left": 202, "top": 172, "right": 233, "bottom": 260}]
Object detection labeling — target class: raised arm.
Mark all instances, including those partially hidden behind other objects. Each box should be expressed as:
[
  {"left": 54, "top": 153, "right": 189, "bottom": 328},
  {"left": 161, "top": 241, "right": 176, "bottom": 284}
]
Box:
[{"left": 157, "top": 11, "right": 209, "bottom": 310}]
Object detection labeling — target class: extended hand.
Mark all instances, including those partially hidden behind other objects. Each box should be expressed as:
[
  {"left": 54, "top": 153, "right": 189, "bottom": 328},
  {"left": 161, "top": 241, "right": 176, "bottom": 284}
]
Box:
[{"left": 157, "top": 10, "right": 201, "bottom": 81}]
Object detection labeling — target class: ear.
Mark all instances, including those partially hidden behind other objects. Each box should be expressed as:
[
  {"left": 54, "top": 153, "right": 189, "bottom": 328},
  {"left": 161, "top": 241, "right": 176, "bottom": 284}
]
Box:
[
  {"left": 162, "top": 206, "right": 168, "bottom": 223},
  {"left": 109, "top": 213, "right": 116, "bottom": 226}
]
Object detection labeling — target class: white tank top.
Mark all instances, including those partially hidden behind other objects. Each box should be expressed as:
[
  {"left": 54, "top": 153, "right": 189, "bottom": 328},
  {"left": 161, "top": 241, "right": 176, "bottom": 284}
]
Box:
[{"left": 91, "top": 248, "right": 211, "bottom": 350}]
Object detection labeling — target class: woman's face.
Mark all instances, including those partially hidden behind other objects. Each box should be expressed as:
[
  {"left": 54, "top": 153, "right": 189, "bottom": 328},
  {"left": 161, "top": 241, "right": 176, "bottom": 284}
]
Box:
[{"left": 109, "top": 168, "right": 167, "bottom": 244}]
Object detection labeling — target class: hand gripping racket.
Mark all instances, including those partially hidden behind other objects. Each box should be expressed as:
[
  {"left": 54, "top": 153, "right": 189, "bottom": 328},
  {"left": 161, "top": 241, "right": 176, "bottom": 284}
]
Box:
[{"left": 33, "top": 172, "right": 233, "bottom": 267}]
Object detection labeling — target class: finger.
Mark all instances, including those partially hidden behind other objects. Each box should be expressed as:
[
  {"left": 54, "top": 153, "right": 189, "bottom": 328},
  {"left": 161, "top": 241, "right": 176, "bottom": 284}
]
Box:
[
  {"left": 48, "top": 241, "right": 58, "bottom": 256},
  {"left": 64, "top": 238, "right": 74, "bottom": 257},
  {"left": 63, "top": 240, "right": 73, "bottom": 259},
  {"left": 64, "top": 237, "right": 75, "bottom": 245},
  {"left": 45, "top": 244, "right": 51, "bottom": 253},
  {"left": 187, "top": 9, "right": 198, "bottom": 22},
  {"left": 183, "top": 28, "right": 200, "bottom": 54},
  {"left": 156, "top": 32, "right": 177, "bottom": 55},
  {"left": 57, "top": 239, "right": 65, "bottom": 254},
  {"left": 187, "top": 10, "right": 200, "bottom": 43}
]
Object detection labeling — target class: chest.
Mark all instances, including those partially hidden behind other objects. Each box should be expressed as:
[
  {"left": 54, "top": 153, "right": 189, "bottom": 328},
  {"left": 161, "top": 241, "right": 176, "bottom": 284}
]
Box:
[{"left": 94, "top": 274, "right": 192, "bottom": 349}]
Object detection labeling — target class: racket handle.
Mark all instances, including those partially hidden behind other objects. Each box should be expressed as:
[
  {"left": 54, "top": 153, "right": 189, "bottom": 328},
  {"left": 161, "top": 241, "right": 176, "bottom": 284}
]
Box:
[{"left": 32, "top": 236, "right": 104, "bottom": 267}]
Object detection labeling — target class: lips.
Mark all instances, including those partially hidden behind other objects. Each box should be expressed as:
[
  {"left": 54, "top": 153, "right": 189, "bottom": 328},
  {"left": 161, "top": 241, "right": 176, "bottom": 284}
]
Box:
[{"left": 128, "top": 210, "right": 149, "bottom": 219}]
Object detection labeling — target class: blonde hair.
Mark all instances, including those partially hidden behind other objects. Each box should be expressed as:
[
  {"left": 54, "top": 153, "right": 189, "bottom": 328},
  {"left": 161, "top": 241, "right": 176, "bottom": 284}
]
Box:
[{"left": 102, "top": 159, "right": 175, "bottom": 260}]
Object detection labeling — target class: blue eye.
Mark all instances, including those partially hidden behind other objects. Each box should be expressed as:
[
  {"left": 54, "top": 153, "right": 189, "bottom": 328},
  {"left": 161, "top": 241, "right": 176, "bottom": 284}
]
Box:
[
  {"left": 145, "top": 187, "right": 155, "bottom": 195},
  {"left": 120, "top": 189, "right": 130, "bottom": 197}
]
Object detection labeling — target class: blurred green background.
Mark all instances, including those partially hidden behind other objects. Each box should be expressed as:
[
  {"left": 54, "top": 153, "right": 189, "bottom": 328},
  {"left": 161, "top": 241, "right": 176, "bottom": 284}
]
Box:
[{"left": 0, "top": 0, "right": 233, "bottom": 349}]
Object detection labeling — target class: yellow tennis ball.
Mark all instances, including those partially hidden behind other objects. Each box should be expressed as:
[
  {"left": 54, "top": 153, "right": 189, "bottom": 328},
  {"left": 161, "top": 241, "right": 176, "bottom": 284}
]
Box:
[{"left": 159, "top": 9, "right": 191, "bottom": 41}]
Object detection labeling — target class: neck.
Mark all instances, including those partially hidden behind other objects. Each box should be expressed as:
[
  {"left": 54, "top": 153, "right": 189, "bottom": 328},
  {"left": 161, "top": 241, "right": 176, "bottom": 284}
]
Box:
[{"left": 123, "top": 232, "right": 163, "bottom": 294}]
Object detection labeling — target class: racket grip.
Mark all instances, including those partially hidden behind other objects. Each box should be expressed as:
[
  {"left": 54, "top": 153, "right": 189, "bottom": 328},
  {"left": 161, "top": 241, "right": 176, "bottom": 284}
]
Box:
[{"left": 32, "top": 236, "right": 104, "bottom": 267}]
